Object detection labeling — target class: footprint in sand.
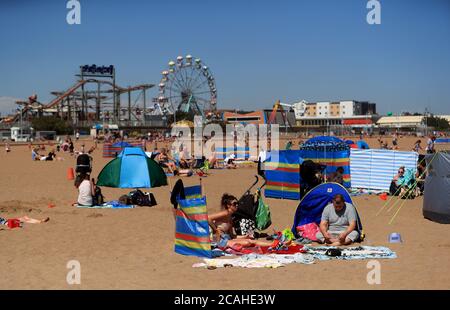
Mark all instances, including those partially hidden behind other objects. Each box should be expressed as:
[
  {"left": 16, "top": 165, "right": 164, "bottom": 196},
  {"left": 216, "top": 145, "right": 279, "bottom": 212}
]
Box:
[{"left": 87, "top": 213, "right": 103, "bottom": 218}]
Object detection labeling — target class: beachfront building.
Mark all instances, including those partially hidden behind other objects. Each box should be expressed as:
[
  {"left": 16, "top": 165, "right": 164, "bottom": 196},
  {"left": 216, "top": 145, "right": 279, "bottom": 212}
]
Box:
[{"left": 297, "top": 100, "right": 377, "bottom": 130}]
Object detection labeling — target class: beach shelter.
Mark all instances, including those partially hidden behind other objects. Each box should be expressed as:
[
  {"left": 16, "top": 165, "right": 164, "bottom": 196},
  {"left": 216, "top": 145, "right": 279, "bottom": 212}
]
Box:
[
  {"left": 356, "top": 140, "right": 370, "bottom": 149},
  {"left": 96, "top": 147, "right": 167, "bottom": 188},
  {"left": 423, "top": 151, "right": 450, "bottom": 223},
  {"left": 175, "top": 196, "right": 212, "bottom": 258},
  {"left": 264, "top": 150, "right": 302, "bottom": 200},
  {"left": 299, "top": 136, "right": 351, "bottom": 188},
  {"left": 291, "top": 183, "right": 363, "bottom": 239}
]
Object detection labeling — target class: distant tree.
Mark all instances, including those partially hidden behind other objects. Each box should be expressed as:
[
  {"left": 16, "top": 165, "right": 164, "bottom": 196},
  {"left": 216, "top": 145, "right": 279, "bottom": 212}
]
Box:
[
  {"left": 31, "top": 116, "right": 73, "bottom": 134},
  {"left": 426, "top": 116, "right": 450, "bottom": 130}
]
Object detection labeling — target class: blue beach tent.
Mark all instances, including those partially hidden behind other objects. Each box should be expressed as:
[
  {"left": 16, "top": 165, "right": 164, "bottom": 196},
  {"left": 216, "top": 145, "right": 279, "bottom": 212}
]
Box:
[{"left": 291, "top": 183, "right": 364, "bottom": 240}]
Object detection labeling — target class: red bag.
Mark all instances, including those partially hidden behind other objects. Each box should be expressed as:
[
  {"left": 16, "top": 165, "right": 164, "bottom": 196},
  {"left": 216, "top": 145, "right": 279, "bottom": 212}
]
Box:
[
  {"left": 296, "top": 222, "right": 320, "bottom": 241},
  {"left": 7, "top": 219, "right": 22, "bottom": 229}
]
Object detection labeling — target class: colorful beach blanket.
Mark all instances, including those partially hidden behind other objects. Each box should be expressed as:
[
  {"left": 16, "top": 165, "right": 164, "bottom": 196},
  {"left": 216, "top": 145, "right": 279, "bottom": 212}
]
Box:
[
  {"left": 304, "top": 245, "right": 397, "bottom": 260},
  {"left": 193, "top": 245, "right": 396, "bottom": 268},
  {"left": 193, "top": 253, "right": 315, "bottom": 269}
]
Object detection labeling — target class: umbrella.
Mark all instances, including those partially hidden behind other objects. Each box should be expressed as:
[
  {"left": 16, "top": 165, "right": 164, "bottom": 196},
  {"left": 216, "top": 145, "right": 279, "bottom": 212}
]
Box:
[
  {"left": 112, "top": 141, "right": 133, "bottom": 148},
  {"left": 96, "top": 147, "right": 167, "bottom": 188}
]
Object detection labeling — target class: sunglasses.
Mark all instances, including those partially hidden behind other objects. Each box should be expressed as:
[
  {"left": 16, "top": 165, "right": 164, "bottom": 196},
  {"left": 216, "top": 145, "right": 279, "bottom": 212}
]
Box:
[{"left": 230, "top": 201, "right": 238, "bottom": 206}]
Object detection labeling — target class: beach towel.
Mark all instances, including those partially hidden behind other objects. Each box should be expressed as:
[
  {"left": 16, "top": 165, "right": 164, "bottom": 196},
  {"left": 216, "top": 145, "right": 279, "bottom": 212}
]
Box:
[
  {"left": 193, "top": 252, "right": 315, "bottom": 269},
  {"left": 304, "top": 245, "right": 397, "bottom": 260},
  {"left": 75, "top": 201, "right": 135, "bottom": 209},
  {"left": 175, "top": 197, "right": 212, "bottom": 258}
]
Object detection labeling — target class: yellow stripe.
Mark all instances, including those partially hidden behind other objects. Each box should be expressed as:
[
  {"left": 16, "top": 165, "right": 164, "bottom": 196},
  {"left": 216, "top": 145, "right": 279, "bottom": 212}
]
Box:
[
  {"left": 302, "top": 157, "right": 349, "bottom": 163},
  {"left": 265, "top": 185, "right": 299, "bottom": 193},
  {"left": 181, "top": 206, "right": 207, "bottom": 215},
  {"left": 175, "top": 239, "right": 211, "bottom": 250},
  {"left": 264, "top": 162, "right": 299, "bottom": 169}
]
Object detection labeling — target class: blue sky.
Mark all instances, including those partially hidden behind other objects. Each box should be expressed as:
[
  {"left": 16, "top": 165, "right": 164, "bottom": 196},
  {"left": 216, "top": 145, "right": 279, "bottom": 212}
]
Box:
[{"left": 0, "top": 0, "right": 449, "bottom": 115}]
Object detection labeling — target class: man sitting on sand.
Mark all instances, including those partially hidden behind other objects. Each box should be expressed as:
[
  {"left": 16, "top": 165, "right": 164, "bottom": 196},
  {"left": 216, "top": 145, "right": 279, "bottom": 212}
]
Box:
[{"left": 316, "top": 194, "right": 359, "bottom": 246}]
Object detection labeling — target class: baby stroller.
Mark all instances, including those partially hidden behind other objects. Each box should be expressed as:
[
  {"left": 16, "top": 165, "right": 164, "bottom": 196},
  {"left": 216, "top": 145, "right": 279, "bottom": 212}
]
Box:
[
  {"left": 232, "top": 175, "right": 268, "bottom": 237},
  {"left": 76, "top": 154, "right": 92, "bottom": 175}
]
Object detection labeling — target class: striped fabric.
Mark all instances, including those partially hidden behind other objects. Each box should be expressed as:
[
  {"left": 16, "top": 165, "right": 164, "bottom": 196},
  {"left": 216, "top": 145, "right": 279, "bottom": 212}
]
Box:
[
  {"left": 102, "top": 141, "right": 145, "bottom": 158},
  {"left": 235, "top": 146, "right": 250, "bottom": 160},
  {"left": 299, "top": 149, "right": 351, "bottom": 188},
  {"left": 184, "top": 185, "right": 202, "bottom": 199},
  {"left": 216, "top": 146, "right": 250, "bottom": 160},
  {"left": 435, "top": 138, "right": 450, "bottom": 144},
  {"left": 175, "top": 197, "right": 212, "bottom": 258},
  {"left": 264, "top": 150, "right": 301, "bottom": 200},
  {"left": 350, "top": 149, "right": 418, "bottom": 190},
  {"left": 215, "top": 147, "right": 235, "bottom": 160}
]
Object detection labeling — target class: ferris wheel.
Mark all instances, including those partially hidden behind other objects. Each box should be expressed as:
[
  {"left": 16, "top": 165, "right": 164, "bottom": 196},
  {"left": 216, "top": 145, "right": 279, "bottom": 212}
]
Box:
[{"left": 153, "top": 55, "right": 217, "bottom": 117}]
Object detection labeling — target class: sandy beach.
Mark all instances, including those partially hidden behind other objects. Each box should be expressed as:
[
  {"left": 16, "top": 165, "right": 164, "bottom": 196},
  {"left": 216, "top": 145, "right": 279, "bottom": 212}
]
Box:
[{"left": 0, "top": 135, "right": 449, "bottom": 289}]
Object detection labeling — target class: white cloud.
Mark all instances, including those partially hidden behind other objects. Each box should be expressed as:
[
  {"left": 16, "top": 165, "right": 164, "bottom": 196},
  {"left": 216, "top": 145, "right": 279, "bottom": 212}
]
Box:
[{"left": 0, "top": 96, "right": 21, "bottom": 116}]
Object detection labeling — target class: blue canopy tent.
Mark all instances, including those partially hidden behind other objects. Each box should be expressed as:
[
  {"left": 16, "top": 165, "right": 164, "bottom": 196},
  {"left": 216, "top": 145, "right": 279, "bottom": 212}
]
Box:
[
  {"left": 291, "top": 182, "right": 364, "bottom": 240},
  {"left": 96, "top": 147, "right": 167, "bottom": 188}
]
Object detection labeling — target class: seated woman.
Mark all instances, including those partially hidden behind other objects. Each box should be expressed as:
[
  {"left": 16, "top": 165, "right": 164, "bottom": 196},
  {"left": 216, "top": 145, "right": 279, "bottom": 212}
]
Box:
[
  {"left": 156, "top": 148, "right": 178, "bottom": 174},
  {"left": 178, "top": 146, "right": 192, "bottom": 169},
  {"left": 74, "top": 173, "right": 95, "bottom": 207},
  {"left": 390, "top": 166, "right": 416, "bottom": 198},
  {"left": 207, "top": 194, "right": 271, "bottom": 249}
]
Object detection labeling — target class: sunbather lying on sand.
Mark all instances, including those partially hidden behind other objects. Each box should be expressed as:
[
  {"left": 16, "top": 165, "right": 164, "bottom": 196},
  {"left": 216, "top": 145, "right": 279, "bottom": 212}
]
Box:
[
  {"left": 1, "top": 215, "right": 50, "bottom": 228},
  {"left": 208, "top": 194, "right": 271, "bottom": 248}
]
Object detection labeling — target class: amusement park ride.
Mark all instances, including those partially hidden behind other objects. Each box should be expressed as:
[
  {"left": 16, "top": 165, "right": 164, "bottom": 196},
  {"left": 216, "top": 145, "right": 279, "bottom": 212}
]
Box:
[
  {"left": 5, "top": 55, "right": 219, "bottom": 128},
  {"left": 268, "top": 99, "right": 308, "bottom": 128},
  {"left": 153, "top": 55, "right": 218, "bottom": 122}
]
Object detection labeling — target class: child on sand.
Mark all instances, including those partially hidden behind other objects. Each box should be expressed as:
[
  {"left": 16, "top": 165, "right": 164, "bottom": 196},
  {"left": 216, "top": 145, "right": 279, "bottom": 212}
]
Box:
[{"left": 1, "top": 216, "right": 49, "bottom": 229}]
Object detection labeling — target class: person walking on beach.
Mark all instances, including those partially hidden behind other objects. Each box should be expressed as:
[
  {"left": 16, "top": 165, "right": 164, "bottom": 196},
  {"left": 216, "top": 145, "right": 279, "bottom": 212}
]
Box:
[
  {"left": 5, "top": 142, "right": 11, "bottom": 153},
  {"left": 426, "top": 135, "right": 436, "bottom": 154},
  {"left": 412, "top": 140, "right": 423, "bottom": 153}
]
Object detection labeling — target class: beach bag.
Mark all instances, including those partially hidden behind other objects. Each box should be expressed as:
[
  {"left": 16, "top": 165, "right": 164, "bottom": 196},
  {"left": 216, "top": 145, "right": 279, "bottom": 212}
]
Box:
[
  {"left": 129, "top": 189, "right": 157, "bottom": 206},
  {"left": 255, "top": 195, "right": 271, "bottom": 231},
  {"left": 92, "top": 186, "right": 104, "bottom": 206},
  {"left": 296, "top": 222, "right": 319, "bottom": 241}
]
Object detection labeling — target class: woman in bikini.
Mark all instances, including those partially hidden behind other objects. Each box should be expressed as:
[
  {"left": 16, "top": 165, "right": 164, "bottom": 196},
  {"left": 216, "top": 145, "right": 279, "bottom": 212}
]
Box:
[{"left": 208, "top": 194, "right": 271, "bottom": 249}]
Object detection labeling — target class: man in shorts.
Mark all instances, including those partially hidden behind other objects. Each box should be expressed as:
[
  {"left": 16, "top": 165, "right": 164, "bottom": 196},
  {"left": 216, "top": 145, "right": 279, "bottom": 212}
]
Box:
[{"left": 316, "top": 194, "right": 359, "bottom": 246}]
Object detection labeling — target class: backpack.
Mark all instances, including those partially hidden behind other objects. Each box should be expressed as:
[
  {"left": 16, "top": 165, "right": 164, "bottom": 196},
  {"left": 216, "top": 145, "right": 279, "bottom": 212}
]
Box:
[
  {"left": 129, "top": 189, "right": 157, "bottom": 207},
  {"left": 255, "top": 193, "right": 272, "bottom": 231},
  {"left": 92, "top": 186, "right": 104, "bottom": 206}
]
